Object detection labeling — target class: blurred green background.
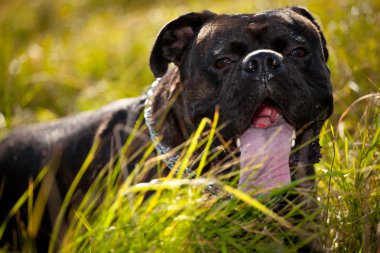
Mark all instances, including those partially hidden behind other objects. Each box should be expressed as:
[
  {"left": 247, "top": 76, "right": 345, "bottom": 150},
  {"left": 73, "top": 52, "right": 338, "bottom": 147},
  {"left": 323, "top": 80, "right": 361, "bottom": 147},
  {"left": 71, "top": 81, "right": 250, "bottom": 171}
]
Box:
[{"left": 0, "top": 0, "right": 379, "bottom": 137}]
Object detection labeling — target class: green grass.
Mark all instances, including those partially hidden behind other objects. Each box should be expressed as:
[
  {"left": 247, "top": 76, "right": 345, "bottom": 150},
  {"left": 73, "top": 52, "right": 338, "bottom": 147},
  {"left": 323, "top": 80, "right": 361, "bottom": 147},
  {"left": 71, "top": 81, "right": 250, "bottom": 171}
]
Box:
[
  {"left": 55, "top": 117, "right": 326, "bottom": 253},
  {"left": 53, "top": 103, "right": 380, "bottom": 252},
  {"left": 0, "top": 0, "right": 380, "bottom": 252},
  {"left": 318, "top": 95, "right": 380, "bottom": 252}
]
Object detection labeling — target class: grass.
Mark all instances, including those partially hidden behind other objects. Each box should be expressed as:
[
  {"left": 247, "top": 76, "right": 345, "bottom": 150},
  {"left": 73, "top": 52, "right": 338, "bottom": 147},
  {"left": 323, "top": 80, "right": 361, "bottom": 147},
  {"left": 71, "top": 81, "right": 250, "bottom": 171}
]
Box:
[
  {"left": 0, "top": 0, "right": 380, "bottom": 252},
  {"left": 319, "top": 94, "right": 380, "bottom": 252},
  {"left": 53, "top": 100, "right": 380, "bottom": 252},
  {"left": 56, "top": 117, "right": 324, "bottom": 253}
]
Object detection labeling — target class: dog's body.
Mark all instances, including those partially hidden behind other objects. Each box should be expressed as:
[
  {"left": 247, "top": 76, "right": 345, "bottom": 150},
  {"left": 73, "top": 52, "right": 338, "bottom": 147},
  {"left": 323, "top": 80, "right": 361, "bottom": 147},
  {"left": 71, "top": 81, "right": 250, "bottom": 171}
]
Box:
[{"left": 0, "top": 7, "right": 333, "bottom": 252}]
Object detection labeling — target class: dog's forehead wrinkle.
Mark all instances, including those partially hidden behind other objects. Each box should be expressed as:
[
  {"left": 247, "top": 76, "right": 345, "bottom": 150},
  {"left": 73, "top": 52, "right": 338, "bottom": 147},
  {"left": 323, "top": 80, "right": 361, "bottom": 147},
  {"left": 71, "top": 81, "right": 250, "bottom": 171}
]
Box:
[
  {"left": 248, "top": 12, "right": 320, "bottom": 46},
  {"left": 196, "top": 23, "right": 217, "bottom": 44},
  {"left": 292, "top": 35, "right": 307, "bottom": 45},
  {"left": 213, "top": 47, "right": 223, "bottom": 55},
  {"left": 247, "top": 21, "right": 269, "bottom": 33}
]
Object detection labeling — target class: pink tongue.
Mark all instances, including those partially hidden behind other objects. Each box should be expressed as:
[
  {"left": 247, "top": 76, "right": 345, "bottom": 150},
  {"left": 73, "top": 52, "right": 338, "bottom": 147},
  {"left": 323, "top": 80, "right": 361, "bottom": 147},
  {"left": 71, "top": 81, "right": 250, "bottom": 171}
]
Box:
[{"left": 238, "top": 105, "right": 293, "bottom": 194}]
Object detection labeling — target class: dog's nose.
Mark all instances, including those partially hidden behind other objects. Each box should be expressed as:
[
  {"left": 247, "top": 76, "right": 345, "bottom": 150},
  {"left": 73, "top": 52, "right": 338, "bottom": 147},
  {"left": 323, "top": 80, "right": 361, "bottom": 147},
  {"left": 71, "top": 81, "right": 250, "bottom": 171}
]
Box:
[{"left": 242, "top": 50, "right": 284, "bottom": 78}]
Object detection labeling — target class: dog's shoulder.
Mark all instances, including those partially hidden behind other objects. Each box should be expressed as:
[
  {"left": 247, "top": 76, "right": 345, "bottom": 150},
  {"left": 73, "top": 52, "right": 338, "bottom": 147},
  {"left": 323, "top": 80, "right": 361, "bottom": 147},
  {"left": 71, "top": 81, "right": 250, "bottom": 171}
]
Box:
[{"left": 94, "top": 96, "right": 146, "bottom": 140}]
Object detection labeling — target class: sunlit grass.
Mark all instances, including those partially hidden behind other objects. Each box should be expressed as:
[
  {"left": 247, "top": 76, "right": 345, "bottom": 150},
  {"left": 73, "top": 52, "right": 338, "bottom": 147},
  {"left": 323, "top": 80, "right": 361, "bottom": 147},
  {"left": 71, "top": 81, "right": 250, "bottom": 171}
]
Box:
[
  {"left": 58, "top": 95, "right": 378, "bottom": 252},
  {"left": 318, "top": 93, "right": 380, "bottom": 252},
  {"left": 3, "top": 94, "right": 378, "bottom": 252}
]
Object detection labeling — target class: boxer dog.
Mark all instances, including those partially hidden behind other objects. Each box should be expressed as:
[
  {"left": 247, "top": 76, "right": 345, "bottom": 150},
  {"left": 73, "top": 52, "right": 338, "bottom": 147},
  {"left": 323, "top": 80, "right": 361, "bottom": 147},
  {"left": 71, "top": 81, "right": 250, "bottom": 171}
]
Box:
[{"left": 0, "top": 6, "right": 333, "bottom": 252}]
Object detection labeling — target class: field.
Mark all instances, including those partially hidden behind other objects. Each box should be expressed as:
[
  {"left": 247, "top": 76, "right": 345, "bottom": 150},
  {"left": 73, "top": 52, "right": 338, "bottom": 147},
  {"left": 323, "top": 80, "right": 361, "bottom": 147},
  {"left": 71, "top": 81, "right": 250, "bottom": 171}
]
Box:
[{"left": 0, "top": 0, "right": 379, "bottom": 252}]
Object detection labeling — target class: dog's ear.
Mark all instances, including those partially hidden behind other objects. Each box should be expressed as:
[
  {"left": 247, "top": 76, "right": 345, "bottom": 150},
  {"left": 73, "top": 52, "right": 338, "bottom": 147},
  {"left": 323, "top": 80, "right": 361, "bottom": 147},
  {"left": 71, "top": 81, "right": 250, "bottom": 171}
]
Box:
[
  {"left": 150, "top": 11, "right": 216, "bottom": 77},
  {"left": 290, "top": 6, "right": 329, "bottom": 62}
]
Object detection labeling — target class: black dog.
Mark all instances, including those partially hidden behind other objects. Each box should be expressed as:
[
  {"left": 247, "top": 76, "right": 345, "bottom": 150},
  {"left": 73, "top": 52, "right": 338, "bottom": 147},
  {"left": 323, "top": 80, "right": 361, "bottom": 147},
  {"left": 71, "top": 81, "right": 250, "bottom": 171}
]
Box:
[{"left": 0, "top": 7, "right": 333, "bottom": 252}]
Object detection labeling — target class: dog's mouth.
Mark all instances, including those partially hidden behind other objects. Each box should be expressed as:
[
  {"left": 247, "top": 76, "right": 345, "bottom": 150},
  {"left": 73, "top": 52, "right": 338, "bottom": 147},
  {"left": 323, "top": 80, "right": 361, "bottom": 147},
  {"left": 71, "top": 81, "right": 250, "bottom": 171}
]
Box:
[{"left": 237, "top": 99, "right": 296, "bottom": 194}]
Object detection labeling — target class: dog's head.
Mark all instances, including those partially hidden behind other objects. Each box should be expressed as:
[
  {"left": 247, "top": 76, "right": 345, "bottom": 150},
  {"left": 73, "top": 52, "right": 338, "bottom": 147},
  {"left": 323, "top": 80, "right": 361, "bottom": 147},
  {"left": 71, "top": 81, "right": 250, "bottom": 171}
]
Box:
[{"left": 148, "top": 7, "right": 333, "bottom": 194}]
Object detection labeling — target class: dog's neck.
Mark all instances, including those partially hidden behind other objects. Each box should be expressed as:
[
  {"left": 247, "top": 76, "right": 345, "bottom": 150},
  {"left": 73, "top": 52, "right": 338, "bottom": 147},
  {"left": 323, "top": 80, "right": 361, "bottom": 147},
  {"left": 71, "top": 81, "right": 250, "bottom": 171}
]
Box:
[
  {"left": 144, "top": 78, "right": 176, "bottom": 167},
  {"left": 144, "top": 72, "right": 194, "bottom": 174}
]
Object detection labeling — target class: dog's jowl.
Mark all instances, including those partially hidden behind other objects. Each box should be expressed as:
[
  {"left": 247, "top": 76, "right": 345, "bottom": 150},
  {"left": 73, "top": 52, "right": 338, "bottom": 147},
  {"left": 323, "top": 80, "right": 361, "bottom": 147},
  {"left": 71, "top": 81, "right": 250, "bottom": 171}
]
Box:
[{"left": 0, "top": 7, "right": 333, "bottom": 252}]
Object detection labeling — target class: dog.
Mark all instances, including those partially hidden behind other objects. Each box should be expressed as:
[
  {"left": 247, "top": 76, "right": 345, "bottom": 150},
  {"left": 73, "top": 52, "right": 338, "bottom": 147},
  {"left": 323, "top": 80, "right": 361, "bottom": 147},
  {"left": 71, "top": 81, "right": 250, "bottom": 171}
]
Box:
[{"left": 0, "top": 6, "right": 333, "bottom": 252}]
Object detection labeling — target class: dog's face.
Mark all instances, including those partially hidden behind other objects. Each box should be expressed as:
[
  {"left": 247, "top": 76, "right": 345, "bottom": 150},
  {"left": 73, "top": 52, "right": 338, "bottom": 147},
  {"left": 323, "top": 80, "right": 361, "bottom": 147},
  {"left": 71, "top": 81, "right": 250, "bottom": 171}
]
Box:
[{"left": 149, "top": 7, "right": 333, "bottom": 193}]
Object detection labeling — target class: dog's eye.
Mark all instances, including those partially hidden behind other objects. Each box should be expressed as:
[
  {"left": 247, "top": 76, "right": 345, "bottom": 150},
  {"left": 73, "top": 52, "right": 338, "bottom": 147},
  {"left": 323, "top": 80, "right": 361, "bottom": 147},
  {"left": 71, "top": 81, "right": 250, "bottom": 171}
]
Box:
[
  {"left": 215, "top": 57, "right": 232, "bottom": 69},
  {"left": 290, "top": 47, "right": 307, "bottom": 57}
]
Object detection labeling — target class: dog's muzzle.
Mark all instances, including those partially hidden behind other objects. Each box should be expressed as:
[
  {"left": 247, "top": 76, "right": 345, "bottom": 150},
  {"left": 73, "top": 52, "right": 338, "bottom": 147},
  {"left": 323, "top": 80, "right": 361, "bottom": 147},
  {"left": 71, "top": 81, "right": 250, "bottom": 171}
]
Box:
[{"left": 237, "top": 50, "right": 295, "bottom": 194}]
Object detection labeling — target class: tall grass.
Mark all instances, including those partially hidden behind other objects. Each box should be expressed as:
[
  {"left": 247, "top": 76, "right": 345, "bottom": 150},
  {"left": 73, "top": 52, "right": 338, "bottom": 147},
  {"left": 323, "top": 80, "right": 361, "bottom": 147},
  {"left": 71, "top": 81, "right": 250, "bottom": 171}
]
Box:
[
  {"left": 56, "top": 114, "right": 323, "bottom": 253},
  {"left": 2, "top": 95, "right": 378, "bottom": 252},
  {"left": 19, "top": 93, "right": 375, "bottom": 253},
  {"left": 318, "top": 93, "right": 380, "bottom": 252}
]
